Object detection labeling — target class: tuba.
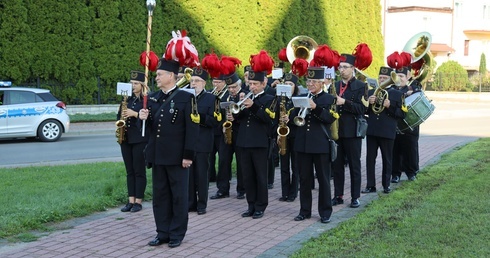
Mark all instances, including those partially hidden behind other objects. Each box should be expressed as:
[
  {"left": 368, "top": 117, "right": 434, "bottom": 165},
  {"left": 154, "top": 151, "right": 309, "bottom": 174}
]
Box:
[
  {"left": 177, "top": 67, "right": 193, "bottom": 88},
  {"left": 277, "top": 95, "right": 290, "bottom": 155},
  {"left": 371, "top": 71, "right": 401, "bottom": 115},
  {"left": 286, "top": 36, "right": 318, "bottom": 63},
  {"left": 403, "top": 32, "right": 433, "bottom": 86},
  {"left": 115, "top": 94, "right": 129, "bottom": 144}
]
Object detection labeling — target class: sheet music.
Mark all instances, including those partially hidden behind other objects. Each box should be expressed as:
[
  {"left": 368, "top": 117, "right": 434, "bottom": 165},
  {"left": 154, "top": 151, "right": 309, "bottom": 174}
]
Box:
[
  {"left": 366, "top": 78, "right": 378, "bottom": 88},
  {"left": 276, "top": 84, "right": 292, "bottom": 98},
  {"left": 220, "top": 101, "right": 234, "bottom": 109},
  {"left": 292, "top": 97, "right": 311, "bottom": 108},
  {"left": 116, "top": 82, "right": 132, "bottom": 96},
  {"left": 272, "top": 68, "right": 283, "bottom": 79}
]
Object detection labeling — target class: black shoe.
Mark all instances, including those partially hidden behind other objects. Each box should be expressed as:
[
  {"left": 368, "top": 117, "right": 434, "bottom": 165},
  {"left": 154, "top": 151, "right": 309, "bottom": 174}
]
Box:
[
  {"left": 383, "top": 187, "right": 392, "bottom": 194},
  {"left": 350, "top": 199, "right": 360, "bottom": 208},
  {"left": 130, "top": 203, "right": 142, "bottom": 212},
  {"left": 408, "top": 175, "right": 417, "bottom": 181},
  {"left": 332, "top": 196, "right": 344, "bottom": 206},
  {"left": 320, "top": 217, "right": 331, "bottom": 223},
  {"left": 294, "top": 214, "right": 311, "bottom": 221},
  {"left": 148, "top": 237, "right": 169, "bottom": 246},
  {"left": 241, "top": 210, "right": 254, "bottom": 217},
  {"left": 121, "top": 203, "right": 133, "bottom": 212},
  {"left": 252, "top": 211, "right": 264, "bottom": 219},
  {"left": 286, "top": 197, "right": 295, "bottom": 202},
  {"left": 391, "top": 176, "right": 400, "bottom": 183},
  {"left": 237, "top": 193, "right": 245, "bottom": 199},
  {"left": 197, "top": 209, "right": 207, "bottom": 215},
  {"left": 267, "top": 184, "right": 274, "bottom": 189},
  {"left": 361, "top": 187, "right": 377, "bottom": 193},
  {"left": 279, "top": 197, "right": 288, "bottom": 202},
  {"left": 210, "top": 192, "right": 229, "bottom": 199},
  {"left": 168, "top": 240, "right": 182, "bottom": 248}
]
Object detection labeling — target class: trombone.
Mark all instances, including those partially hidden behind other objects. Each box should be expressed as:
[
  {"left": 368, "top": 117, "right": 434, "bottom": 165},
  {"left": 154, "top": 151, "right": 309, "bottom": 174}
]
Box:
[
  {"left": 293, "top": 93, "right": 312, "bottom": 126},
  {"left": 229, "top": 91, "right": 253, "bottom": 114}
]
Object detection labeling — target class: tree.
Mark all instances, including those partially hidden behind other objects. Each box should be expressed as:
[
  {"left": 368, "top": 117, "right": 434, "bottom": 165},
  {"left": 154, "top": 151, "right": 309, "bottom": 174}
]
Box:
[
  {"left": 433, "top": 61, "right": 472, "bottom": 91},
  {"left": 479, "top": 53, "right": 487, "bottom": 92}
]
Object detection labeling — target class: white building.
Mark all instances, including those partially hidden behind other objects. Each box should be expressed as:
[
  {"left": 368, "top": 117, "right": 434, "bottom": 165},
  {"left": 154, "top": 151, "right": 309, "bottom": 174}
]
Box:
[{"left": 381, "top": 0, "right": 490, "bottom": 73}]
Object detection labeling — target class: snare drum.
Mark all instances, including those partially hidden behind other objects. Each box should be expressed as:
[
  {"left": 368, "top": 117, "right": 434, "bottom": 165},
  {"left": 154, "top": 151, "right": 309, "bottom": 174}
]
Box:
[{"left": 397, "top": 91, "right": 435, "bottom": 133}]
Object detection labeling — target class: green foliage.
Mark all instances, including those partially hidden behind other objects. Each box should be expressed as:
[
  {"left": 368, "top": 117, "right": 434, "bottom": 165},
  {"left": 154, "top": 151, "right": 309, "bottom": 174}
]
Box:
[
  {"left": 0, "top": 0, "right": 384, "bottom": 104},
  {"left": 0, "top": 162, "right": 152, "bottom": 239},
  {"left": 433, "top": 60, "right": 472, "bottom": 91},
  {"left": 69, "top": 113, "right": 116, "bottom": 123},
  {"left": 479, "top": 52, "right": 487, "bottom": 75}
]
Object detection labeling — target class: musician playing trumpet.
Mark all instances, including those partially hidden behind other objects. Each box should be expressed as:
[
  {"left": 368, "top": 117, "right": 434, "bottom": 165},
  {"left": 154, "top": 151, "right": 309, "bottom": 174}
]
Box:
[
  {"left": 292, "top": 67, "right": 337, "bottom": 224},
  {"left": 235, "top": 68, "right": 275, "bottom": 219}
]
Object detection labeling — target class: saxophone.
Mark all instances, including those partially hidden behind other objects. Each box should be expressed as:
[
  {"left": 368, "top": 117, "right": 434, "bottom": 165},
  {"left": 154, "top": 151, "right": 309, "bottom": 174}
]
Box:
[
  {"left": 222, "top": 106, "right": 233, "bottom": 145},
  {"left": 277, "top": 95, "right": 290, "bottom": 155},
  {"left": 115, "top": 94, "right": 128, "bottom": 144},
  {"left": 329, "top": 85, "right": 340, "bottom": 141}
]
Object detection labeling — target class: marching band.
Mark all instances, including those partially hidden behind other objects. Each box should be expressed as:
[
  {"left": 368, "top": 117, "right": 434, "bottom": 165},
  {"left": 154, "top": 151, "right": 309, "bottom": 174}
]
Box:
[{"left": 120, "top": 24, "right": 435, "bottom": 247}]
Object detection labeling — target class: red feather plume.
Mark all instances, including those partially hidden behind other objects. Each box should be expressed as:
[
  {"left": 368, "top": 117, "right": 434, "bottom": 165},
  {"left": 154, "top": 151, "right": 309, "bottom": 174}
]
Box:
[
  {"left": 201, "top": 53, "right": 222, "bottom": 78},
  {"left": 352, "top": 43, "right": 372, "bottom": 70},
  {"left": 249, "top": 50, "right": 274, "bottom": 75},
  {"left": 220, "top": 56, "right": 242, "bottom": 75},
  {"left": 387, "top": 51, "right": 412, "bottom": 69},
  {"left": 139, "top": 51, "right": 159, "bottom": 72},
  {"left": 278, "top": 48, "right": 288, "bottom": 63},
  {"left": 164, "top": 30, "right": 200, "bottom": 68},
  {"left": 292, "top": 58, "right": 309, "bottom": 77}
]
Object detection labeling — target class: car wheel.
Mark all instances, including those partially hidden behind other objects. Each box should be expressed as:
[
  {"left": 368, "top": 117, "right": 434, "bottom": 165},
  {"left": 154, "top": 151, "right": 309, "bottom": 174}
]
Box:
[{"left": 38, "top": 120, "right": 62, "bottom": 142}]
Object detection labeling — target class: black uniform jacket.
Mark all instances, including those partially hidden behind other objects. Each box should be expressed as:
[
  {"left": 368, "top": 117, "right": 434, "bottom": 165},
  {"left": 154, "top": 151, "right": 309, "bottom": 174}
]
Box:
[
  {"left": 335, "top": 77, "right": 367, "bottom": 138},
  {"left": 292, "top": 91, "right": 337, "bottom": 154},
  {"left": 144, "top": 88, "right": 199, "bottom": 166},
  {"left": 195, "top": 91, "right": 220, "bottom": 153},
  {"left": 234, "top": 92, "right": 274, "bottom": 148},
  {"left": 117, "top": 95, "right": 149, "bottom": 144},
  {"left": 366, "top": 86, "right": 405, "bottom": 140}
]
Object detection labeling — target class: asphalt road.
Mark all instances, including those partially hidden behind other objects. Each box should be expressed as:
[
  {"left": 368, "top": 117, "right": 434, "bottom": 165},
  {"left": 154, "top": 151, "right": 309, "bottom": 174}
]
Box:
[
  {"left": 0, "top": 134, "right": 122, "bottom": 168},
  {"left": 0, "top": 99, "right": 488, "bottom": 168}
]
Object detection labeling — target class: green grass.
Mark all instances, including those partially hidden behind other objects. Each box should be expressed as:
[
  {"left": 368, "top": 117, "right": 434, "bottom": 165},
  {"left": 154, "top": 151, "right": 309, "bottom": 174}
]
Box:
[
  {"left": 0, "top": 162, "right": 152, "bottom": 242},
  {"left": 293, "top": 138, "right": 490, "bottom": 258},
  {"left": 69, "top": 113, "right": 116, "bottom": 123}
]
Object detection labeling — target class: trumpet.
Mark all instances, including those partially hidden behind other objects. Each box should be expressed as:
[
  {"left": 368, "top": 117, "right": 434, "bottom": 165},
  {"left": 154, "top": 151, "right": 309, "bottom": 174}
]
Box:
[
  {"left": 293, "top": 93, "right": 312, "bottom": 126},
  {"left": 229, "top": 91, "right": 253, "bottom": 114}
]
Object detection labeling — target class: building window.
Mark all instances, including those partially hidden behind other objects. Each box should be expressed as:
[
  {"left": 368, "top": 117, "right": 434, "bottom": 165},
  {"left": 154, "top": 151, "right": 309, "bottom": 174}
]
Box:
[
  {"left": 455, "top": 2, "right": 463, "bottom": 18},
  {"left": 464, "top": 40, "right": 470, "bottom": 56}
]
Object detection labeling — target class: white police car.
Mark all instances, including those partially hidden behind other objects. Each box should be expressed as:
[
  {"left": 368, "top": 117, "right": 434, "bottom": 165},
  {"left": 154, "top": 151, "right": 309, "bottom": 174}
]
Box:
[{"left": 0, "top": 81, "right": 70, "bottom": 142}]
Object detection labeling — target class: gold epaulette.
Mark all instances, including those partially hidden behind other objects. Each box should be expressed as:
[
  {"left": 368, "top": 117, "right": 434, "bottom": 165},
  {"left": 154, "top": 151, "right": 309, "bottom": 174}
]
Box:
[{"left": 265, "top": 108, "right": 275, "bottom": 119}]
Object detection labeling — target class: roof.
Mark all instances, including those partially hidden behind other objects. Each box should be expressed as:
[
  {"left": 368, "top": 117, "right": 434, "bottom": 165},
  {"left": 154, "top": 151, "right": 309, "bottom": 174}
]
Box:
[
  {"left": 430, "top": 43, "right": 454, "bottom": 53},
  {"left": 0, "top": 87, "right": 50, "bottom": 93}
]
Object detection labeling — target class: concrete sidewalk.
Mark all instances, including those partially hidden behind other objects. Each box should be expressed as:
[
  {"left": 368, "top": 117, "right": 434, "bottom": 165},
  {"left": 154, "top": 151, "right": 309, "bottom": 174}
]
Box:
[{"left": 0, "top": 129, "right": 477, "bottom": 257}]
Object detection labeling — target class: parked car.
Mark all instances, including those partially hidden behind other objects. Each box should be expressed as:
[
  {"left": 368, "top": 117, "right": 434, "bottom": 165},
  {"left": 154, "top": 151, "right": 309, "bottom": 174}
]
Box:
[{"left": 0, "top": 81, "right": 70, "bottom": 142}]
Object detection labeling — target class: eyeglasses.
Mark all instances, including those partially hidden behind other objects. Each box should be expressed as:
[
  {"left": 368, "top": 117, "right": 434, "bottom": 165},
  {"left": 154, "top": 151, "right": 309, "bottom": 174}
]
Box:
[{"left": 338, "top": 65, "right": 353, "bottom": 70}]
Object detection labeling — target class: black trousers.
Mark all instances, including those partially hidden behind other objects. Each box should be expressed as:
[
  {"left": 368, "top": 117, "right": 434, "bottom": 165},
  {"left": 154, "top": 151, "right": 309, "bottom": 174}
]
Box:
[
  {"left": 267, "top": 139, "right": 278, "bottom": 185},
  {"left": 216, "top": 130, "right": 244, "bottom": 195},
  {"left": 240, "top": 147, "right": 268, "bottom": 212},
  {"left": 366, "top": 135, "right": 394, "bottom": 189},
  {"left": 208, "top": 134, "right": 222, "bottom": 182},
  {"left": 392, "top": 132, "right": 418, "bottom": 178},
  {"left": 297, "top": 152, "right": 332, "bottom": 218},
  {"left": 152, "top": 165, "right": 189, "bottom": 241},
  {"left": 189, "top": 152, "right": 210, "bottom": 211},
  {"left": 332, "top": 137, "right": 362, "bottom": 199},
  {"left": 120, "top": 141, "right": 147, "bottom": 199},
  {"left": 280, "top": 137, "right": 298, "bottom": 199}
]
